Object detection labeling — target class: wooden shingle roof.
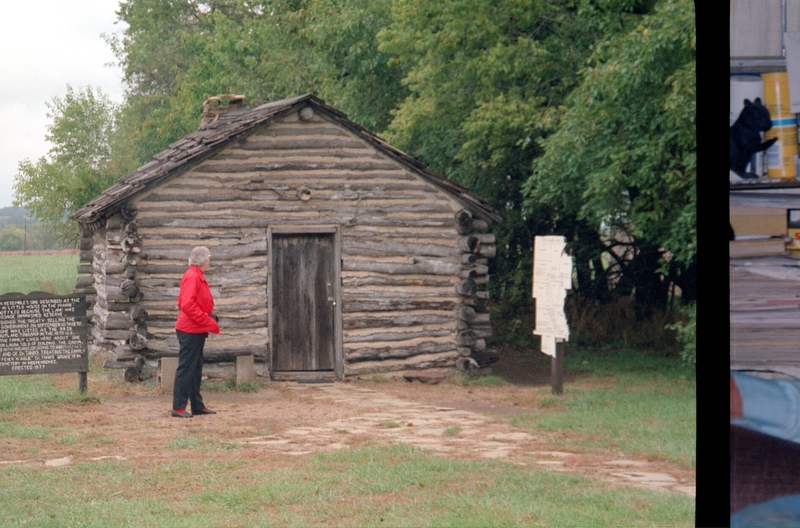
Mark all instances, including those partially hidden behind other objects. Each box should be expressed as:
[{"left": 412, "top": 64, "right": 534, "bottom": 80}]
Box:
[{"left": 71, "top": 94, "right": 502, "bottom": 224}]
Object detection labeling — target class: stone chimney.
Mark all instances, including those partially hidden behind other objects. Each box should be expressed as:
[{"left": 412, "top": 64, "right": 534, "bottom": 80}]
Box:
[{"left": 200, "top": 94, "right": 246, "bottom": 128}]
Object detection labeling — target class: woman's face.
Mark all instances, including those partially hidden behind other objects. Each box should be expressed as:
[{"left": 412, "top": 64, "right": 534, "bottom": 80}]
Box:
[{"left": 200, "top": 259, "right": 210, "bottom": 272}]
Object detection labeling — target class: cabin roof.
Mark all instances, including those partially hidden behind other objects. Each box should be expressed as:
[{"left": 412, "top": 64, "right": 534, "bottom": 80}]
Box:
[{"left": 70, "top": 94, "right": 502, "bottom": 224}]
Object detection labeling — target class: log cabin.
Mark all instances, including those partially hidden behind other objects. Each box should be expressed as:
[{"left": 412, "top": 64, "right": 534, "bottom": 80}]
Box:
[{"left": 70, "top": 94, "right": 502, "bottom": 381}]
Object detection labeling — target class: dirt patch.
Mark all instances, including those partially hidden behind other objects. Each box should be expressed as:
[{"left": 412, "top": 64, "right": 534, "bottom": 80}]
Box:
[{"left": 0, "top": 346, "right": 695, "bottom": 497}]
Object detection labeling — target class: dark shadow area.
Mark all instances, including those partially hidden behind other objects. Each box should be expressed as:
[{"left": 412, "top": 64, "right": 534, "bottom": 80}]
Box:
[{"left": 489, "top": 344, "right": 588, "bottom": 387}]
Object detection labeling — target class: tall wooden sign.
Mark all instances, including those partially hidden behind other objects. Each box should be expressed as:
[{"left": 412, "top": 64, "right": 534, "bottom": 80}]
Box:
[
  {"left": 0, "top": 292, "right": 89, "bottom": 393},
  {"left": 532, "top": 236, "right": 572, "bottom": 394}
]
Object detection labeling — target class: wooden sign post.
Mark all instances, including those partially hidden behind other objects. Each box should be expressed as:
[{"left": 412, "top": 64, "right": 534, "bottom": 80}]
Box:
[
  {"left": 532, "top": 236, "right": 572, "bottom": 395},
  {"left": 0, "top": 292, "right": 89, "bottom": 393}
]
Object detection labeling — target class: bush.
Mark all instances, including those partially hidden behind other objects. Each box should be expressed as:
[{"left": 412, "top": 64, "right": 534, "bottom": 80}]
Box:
[
  {"left": 667, "top": 302, "right": 696, "bottom": 366},
  {"left": 0, "top": 232, "right": 23, "bottom": 251},
  {"left": 564, "top": 295, "right": 679, "bottom": 350}
]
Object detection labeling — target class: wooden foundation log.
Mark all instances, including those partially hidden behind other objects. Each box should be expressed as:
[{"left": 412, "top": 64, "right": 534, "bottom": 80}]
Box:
[
  {"left": 130, "top": 306, "right": 148, "bottom": 324},
  {"left": 343, "top": 259, "right": 460, "bottom": 276},
  {"left": 79, "top": 237, "right": 93, "bottom": 250},
  {"left": 128, "top": 332, "right": 148, "bottom": 351},
  {"left": 343, "top": 299, "right": 457, "bottom": 313},
  {"left": 75, "top": 276, "right": 94, "bottom": 289},
  {"left": 342, "top": 276, "right": 454, "bottom": 289},
  {"left": 456, "top": 305, "right": 477, "bottom": 322},
  {"left": 75, "top": 286, "right": 96, "bottom": 297},
  {"left": 456, "top": 330, "right": 476, "bottom": 347},
  {"left": 472, "top": 325, "right": 493, "bottom": 339},
  {"left": 343, "top": 328, "right": 453, "bottom": 343},
  {"left": 138, "top": 215, "right": 453, "bottom": 230},
  {"left": 455, "top": 209, "right": 473, "bottom": 235},
  {"left": 471, "top": 219, "right": 489, "bottom": 232},
  {"left": 104, "top": 261, "right": 127, "bottom": 274},
  {"left": 458, "top": 236, "right": 481, "bottom": 254},
  {"left": 199, "top": 348, "right": 268, "bottom": 362},
  {"left": 478, "top": 245, "right": 496, "bottom": 258},
  {"left": 121, "top": 235, "right": 143, "bottom": 253},
  {"left": 102, "top": 312, "right": 136, "bottom": 330},
  {"left": 460, "top": 265, "right": 489, "bottom": 278},
  {"left": 456, "top": 356, "right": 480, "bottom": 372},
  {"left": 106, "top": 214, "right": 124, "bottom": 230},
  {"left": 343, "top": 313, "right": 452, "bottom": 329},
  {"left": 455, "top": 279, "right": 477, "bottom": 297},
  {"left": 120, "top": 202, "right": 138, "bottom": 221},
  {"left": 123, "top": 356, "right": 145, "bottom": 383},
  {"left": 343, "top": 240, "right": 459, "bottom": 258},
  {"left": 140, "top": 241, "right": 267, "bottom": 261},
  {"left": 96, "top": 297, "right": 143, "bottom": 312},
  {"left": 471, "top": 313, "right": 491, "bottom": 324},
  {"left": 344, "top": 341, "right": 457, "bottom": 363},
  {"left": 121, "top": 280, "right": 140, "bottom": 298},
  {"left": 123, "top": 365, "right": 140, "bottom": 382}
]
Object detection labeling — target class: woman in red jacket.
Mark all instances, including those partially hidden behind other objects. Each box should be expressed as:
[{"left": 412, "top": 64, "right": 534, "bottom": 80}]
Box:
[{"left": 172, "top": 246, "right": 221, "bottom": 418}]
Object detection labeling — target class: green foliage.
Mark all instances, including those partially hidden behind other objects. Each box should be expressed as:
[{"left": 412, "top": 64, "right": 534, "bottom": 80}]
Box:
[
  {"left": 525, "top": 0, "right": 696, "bottom": 312},
  {"left": 108, "top": 0, "right": 406, "bottom": 167},
  {"left": 0, "top": 232, "right": 23, "bottom": 251},
  {"left": 666, "top": 301, "right": 696, "bottom": 365},
  {"left": 13, "top": 0, "right": 696, "bottom": 356},
  {"left": 12, "top": 86, "right": 121, "bottom": 243},
  {"left": 307, "top": 0, "right": 406, "bottom": 132}
]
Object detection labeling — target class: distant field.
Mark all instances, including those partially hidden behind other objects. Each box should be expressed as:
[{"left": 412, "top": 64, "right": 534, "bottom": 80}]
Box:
[{"left": 0, "top": 253, "right": 79, "bottom": 295}]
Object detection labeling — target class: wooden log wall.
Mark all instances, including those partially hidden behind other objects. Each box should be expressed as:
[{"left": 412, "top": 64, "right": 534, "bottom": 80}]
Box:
[
  {"left": 83, "top": 107, "right": 496, "bottom": 375},
  {"left": 75, "top": 203, "right": 148, "bottom": 374}
]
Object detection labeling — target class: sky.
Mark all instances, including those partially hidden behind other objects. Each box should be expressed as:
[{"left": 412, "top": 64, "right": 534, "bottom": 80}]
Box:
[{"left": 0, "top": 1, "right": 126, "bottom": 209}]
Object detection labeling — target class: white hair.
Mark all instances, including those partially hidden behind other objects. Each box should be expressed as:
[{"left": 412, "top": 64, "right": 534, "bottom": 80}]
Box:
[{"left": 188, "top": 246, "right": 211, "bottom": 267}]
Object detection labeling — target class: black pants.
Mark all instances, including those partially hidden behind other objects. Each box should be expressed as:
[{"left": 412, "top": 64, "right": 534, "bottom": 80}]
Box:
[{"left": 173, "top": 330, "right": 207, "bottom": 413}]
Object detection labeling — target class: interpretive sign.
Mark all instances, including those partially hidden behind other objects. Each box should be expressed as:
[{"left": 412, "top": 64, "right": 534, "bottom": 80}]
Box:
[
  {"left": 0, "top": 292, "right": 88, "bottom": 391},
  {"left": 532, "top": 236, "right": 573, "bottom": 356},
  {"left": 532, "top": 236, "right": 572, "bottom": 395}
]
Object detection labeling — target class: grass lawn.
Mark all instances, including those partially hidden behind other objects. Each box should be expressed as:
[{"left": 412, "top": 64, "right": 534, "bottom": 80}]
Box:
[
  {"left": 0, "top": 253, "right": 79, "bottom": 295},
  {"left": 0, "top": 441, "right": 693, "bottom": 527},
  {"left": 507, "top": 347, "right": 696, "bottom": 468},
  {"left": 0, "top": 253, "right": 695, "bottom": 526}
]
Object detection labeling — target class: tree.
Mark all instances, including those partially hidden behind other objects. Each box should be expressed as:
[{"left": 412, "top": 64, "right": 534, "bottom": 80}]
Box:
[
  {"left": 375, "top": 0, "right": 643, "bottom": 313},
  {"left": 524, "top": 0, "right": 696, "bottom": 318},
  {"left": 108, "top": 0, "right": 406, "bottom": 168},
  {"left": 13, "top": 86, "right": 120, "bottom": 243}
]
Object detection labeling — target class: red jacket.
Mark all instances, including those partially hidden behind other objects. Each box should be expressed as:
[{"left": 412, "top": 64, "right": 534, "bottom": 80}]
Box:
[{"left": 175, "top": 265, "right": 220, "bottom": 334}]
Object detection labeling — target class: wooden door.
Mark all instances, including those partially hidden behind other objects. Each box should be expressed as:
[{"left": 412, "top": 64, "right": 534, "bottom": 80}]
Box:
[{"left": 271, "top": 233, "right": 336, "bottom": 372}]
